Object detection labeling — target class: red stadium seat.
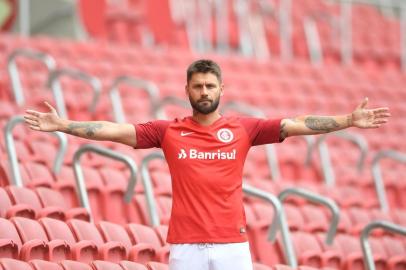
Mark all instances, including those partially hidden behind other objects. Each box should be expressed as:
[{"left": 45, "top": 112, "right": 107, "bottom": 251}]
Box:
[
  {"left": 0, "top": 218, "right": 20, "bottom": 259},
  {"left": 59, "top": 260, "right": 93, "bottom": 270},
  {"left": 145, "top": 261, "right": 169, "bottom": 270},
  {"left": 68, "top": 219, "right": 127, "bottom": 262},
  {"left": 90, "top": 260, "right": 123, "bottom": 270},
  {"left": 39, "top": 217, "right": 98, "bottom": 263},
  {"left": 30, "top": 259, "right": 64, "bottom": 270},
  {"left": 35, "top": 187, "right": 90, "bottom": 221},
  {"left": 125, "top": 223, "right": 169, "bottom": 263},
  {"left": 97, "top": 221, "right": 155, "bottom": 263},
  {"left": 120, "top": 260, "right": 149, "bottom": 270},
  {"left": 11, "top": 217, "right": 69, "bottom": 261},
  {"left": 0, "top": 187, "right": 35, "bottom": 219},
  {"left": 0, "top": 258, "right": 32, "bottom": 270}
]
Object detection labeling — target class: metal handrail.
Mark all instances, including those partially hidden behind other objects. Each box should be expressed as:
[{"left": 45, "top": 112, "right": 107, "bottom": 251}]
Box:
[
  {"left": 4, "top": 116, "right": 67, "bottom": 186},
  {"left": 371, "top": 150, "right": 406, "bottom": 212},
  {"left": 154, "top": 96, "right": 190, "bottom": 120},
  {"left": 243, "top": 183, "right": 297, "bottom": 267},
  {"left": 361, "top": 221, "right": 406, "bottom": 270},
  {"left": 47, "top": 68, "right": 102, "bottom": 119},
  {"left": 277, "top": 187, "right": 340, "bottom": 245},
  {"left": 108, "top": 76, "right": 160, "bottom": 123},
  {"left": 220, "top": 101, "right": 281, "bottom": 181},
  {"left": 307, "top": 131, "right": 368, "bottom": 186},
  {"left": 7, "top": 49, "right": 56, "bottom": 106},
  {"left": 72, "top": 144, "right": 138, "bottom": 221},
  {"left": 126, "top": 151, "right": 166, "bottom": 227}
]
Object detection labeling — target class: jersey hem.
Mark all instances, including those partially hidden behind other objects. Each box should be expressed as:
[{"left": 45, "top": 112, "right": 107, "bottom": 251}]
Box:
[{"left": 167, "top": 236, "right": 248, "bottom": 244}]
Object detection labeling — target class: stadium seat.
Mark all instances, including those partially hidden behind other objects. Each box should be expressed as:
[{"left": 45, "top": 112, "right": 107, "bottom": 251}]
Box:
[
  {"left": 58, "top": 260, "right": 93, "bottom": 270},
  {"left": 125, "top": 223, "right": 169, "bottom": 263},
  {"left": 35, "top": 187, "right": 90, "bottom": 221},
  {"left": 119, "top": 260, "right": 149, "bottom": 270},
  {"left": 97, "top": 221, "right": 155, "bottom": 263},
  {"left": 30, "top": 259, "right": 64, "bottom": 270},
  {"left": 6, "top": 186, "right": 65, "bottom": 220},
  {"left": 0, "top": 258, "right": 32, "bottom": 270},
  {"left": 0, "top": 218, "right": 20, "bottom": 259},
  {"left": 0, "top": 187, "right": 35, "bottom": 219},
  {"left": 90, "top": 260, "right": 123, "bottom": 270},
  {"left": 68, "top": 219, "right": 127, "bottom": 262},
  {"left": 11, "top": 217, "right": 69, "bottom": 261},
  {"left": 145, "top": 261, "right": 169, "bottom": 270},
  {"left": 39, "top": 217, "right": 98, "bottom": 263}
]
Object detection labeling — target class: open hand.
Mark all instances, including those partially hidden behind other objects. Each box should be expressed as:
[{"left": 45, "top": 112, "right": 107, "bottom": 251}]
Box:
[
  {"left": 24, "top": 102, "right": 61, "bottom": 132},
  {"left": 351, "top": 98, "right": 390, "bottom": 129}
]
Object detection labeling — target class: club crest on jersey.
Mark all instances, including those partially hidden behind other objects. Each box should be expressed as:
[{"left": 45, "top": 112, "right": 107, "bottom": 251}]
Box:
[{"left": 216, "top": 128, "right": 234, "bottom": 143}]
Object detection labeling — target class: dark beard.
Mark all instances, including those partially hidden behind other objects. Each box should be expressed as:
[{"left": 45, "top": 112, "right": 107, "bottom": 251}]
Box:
[{"left": 189, "top": 96, "right": 220, "bottom": 115}]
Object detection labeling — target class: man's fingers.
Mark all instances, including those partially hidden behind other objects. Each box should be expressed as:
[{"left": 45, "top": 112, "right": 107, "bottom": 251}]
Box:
[
  {"left": 357, "top": 97, "right": 369, "bottom": 109},
  {"left": 373, "top": 119, "right": 388, "bottom": 125},
  {"left": 44, "top": 101, "right": 56, "bottom": 112},
  {"left": 24, "top": 114, "right": 37, "bottom": 121},
  {"left": 374, "top": 113, "right": 391, "bottom": 118},
  {"left": 373, "top": 108, "right": 390, "bottom": 114},
  {"left": 24, "top": 118, "right": 38, "bottom": 126},
  {"left": 25, "top": 110, "right": 40, "bottom": 117},
  {"left": 27, "top": 125, "right": 40, "bottom": 131}
]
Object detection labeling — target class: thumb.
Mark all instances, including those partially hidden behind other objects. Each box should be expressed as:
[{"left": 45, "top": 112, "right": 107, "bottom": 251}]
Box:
[
  {"left": 357, "top": 97, "right": 368, "bottom": 110},
  {"left": 44, "top": 101, "right": 57, "bottom": 113}
]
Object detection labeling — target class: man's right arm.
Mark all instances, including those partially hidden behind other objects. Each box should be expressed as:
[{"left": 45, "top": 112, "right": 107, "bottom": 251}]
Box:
[{"left": 24, "top": 102, "right": 137, "bottom": 147}]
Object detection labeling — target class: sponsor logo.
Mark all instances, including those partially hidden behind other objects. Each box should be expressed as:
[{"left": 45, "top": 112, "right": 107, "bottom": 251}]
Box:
[
  {"left": 180, "top": 131, "right": 195, "bottom": 137},
  {"left": 177, "top": 148, "right": 236, "bottom": 160},
  {"left": 217, "top": 128, "right": 234, "bottom": 143}
]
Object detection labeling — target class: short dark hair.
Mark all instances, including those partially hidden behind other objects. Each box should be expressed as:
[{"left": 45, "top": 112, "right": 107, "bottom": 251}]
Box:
[{"left": 187, "top": 59, "right": 222, "bottom": 83}]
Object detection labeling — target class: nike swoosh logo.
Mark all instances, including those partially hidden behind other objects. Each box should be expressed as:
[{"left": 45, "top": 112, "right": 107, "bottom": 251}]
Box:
[{"left": 180, "top": 131, "right": 195, "bottom": 136}]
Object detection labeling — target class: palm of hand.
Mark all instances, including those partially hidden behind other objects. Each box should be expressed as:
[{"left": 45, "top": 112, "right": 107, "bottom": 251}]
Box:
[
  {"left": 351, "top": 98, "right": 390, "bottom": 129},
  {"left": 38, "top": 112, "right": 59, "bottom": 131}
]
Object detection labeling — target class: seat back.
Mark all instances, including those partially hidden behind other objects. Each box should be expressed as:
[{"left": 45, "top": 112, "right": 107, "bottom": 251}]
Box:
[{"left": 39, "top": 218, "right": 76, "bottom": 245}]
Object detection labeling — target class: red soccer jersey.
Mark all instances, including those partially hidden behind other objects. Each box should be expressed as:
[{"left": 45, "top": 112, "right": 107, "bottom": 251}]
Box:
[{"left": 135, "top": 116, "right": 282, "bottom": 243}]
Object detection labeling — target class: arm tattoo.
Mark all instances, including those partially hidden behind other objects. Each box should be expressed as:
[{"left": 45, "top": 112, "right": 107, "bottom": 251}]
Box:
[
  {"left": 280, "top": 122, "right": 288, "bottom": 141},
  {"left": 67, "top": 122, "right": 103, "bottom": 137},
  {"left": 304, "top": 116, "right": 339, "bottom": 132}
]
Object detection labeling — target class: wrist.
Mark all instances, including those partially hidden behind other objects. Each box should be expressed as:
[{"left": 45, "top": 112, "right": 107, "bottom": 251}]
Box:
[{"left": 346, "top": 114, "right": 353, "bottom": 127}]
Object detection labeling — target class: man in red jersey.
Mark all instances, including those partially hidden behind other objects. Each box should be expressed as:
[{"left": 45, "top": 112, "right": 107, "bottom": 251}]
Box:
[{"left": 24, "top": 59, "right": 390, "bottom": 270}]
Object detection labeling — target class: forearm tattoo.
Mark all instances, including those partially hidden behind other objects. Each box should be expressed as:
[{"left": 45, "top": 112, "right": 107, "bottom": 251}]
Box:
[
  {"left": 304, "top": 116, "right": 339, "bottom": 132},
  {"left": 67, "top": 122, "right": 103, "bottom": 137},
  {"left": 280, "top": 122, "right": 288, "bottom": 141}
]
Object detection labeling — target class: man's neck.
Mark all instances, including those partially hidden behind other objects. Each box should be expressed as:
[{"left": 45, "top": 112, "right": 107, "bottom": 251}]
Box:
[{"left": 192, "top": 110, "right": 222, "bottom": 126}]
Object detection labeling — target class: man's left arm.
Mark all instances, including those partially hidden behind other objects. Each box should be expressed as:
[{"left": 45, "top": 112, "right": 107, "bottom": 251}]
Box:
[{"left": 279, "top": 97, "right": 391, "bottom": 140}]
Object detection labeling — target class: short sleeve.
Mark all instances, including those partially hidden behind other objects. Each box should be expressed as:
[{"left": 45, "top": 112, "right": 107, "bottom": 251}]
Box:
[
  {"left": 240, "top": 117, "right": 283, "bottom": 146},
  {"left": 134, "top": 120, "right": 170, "bottom": 149}
]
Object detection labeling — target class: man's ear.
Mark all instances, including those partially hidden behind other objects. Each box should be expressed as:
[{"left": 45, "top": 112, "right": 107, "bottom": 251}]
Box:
[
  {"left": 220, "top": 84, "right": 224, "bottom": 96},
  {"left": 185, "top": 84, "right": 189, "bottom": 96}
]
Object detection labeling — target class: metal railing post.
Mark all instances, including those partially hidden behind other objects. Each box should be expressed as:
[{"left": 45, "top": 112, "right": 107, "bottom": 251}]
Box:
[
  {"left": 154, "top": 96, "right": 191, "bottom": 120},
  {"left": 278, "top": 187, "right": 340, "bottom": 245},
  {"left": 126, "top": 151, "right": 167, "bottom": 227},
  {"left": 7, "top": 49, "right": 56, "bottom": 106},
  {"left": 4, "top": 116, "right": 67, "bottom": 186},
  {"left": 220, "top": 101, "right": 281, "bottom": 180},
  {"left": 280, "top": 0, "right": 292, "bottom": 61},
  {"left": 243, "top": 183, "right": 297, "bottom": 267},
  {"left": 47, "top": 69, "right": 102, "bottom": 119},
  {"left": 371, "top": 150, "right": 406, "bottom": 212},
  {"left": 108, "top": 76, "right": 160, "bottom": 123},
  {"left": 72, "top": 144, "right": 138, "bottom": 221},
  {"left": 340, "top": 0, "right": 352, "bottom": 65},
  {"left": 361, "top": 221, "right": 406, "bottom": 270},
  {"left": 307, "top": 131, "right": 368, "bottom": 186}
]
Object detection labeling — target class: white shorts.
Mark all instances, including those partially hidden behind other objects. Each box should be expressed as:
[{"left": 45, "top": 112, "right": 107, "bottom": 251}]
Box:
[{"left": 169, "top": 242, "right": 253, "bottom": 270}]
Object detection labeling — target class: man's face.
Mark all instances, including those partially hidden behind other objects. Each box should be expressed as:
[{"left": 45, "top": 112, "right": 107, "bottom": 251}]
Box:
[{"left": 186, "top": 72, "right": 223, "bottom": 115}]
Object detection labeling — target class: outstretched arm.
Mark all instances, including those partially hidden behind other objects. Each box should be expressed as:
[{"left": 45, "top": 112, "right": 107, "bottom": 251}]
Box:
[
  {"left": 24, "top": 102, "right": 137, "bottom": 147},
  {"left": 279, "top": 98, "right": 390, "bottom": 140}
]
